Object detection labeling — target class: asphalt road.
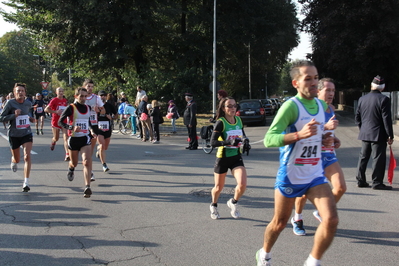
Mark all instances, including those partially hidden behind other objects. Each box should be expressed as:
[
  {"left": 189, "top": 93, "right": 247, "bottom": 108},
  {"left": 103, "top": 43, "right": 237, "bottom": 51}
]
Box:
[{"left": 0, "top": 112, "right": 398, "bottom": 266}]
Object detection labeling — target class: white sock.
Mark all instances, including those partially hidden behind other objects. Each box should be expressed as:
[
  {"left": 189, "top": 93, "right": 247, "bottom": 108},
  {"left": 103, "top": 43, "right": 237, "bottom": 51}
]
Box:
[
  {"left": 24, "top": 178, "right": 29, "bottom": 186},
  {"left": 306, "top": 254, "right": 321, "bottom": 266},
  {"left": 294, "top": 212, "right": 303, "bottom": 221},
  {"left": 259, "top": 248, "right": 270, "bottom": 259},
  {"left": 265, "top": 252, "right": 271, "bottom": 260}
]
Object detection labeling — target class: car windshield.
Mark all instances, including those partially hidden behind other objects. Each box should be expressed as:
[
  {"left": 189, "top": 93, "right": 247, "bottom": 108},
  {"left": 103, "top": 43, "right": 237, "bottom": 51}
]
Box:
[{"left": 240, "top": 102, "right": 260, "bottom": 109}]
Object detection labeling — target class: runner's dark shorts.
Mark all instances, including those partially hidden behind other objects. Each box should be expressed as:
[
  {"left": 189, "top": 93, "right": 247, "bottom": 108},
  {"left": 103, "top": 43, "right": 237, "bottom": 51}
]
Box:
[
  {"left": 68, "top": 135, "right": 92, "bottom": 151},
  {"left": 97, "top": 128, "right": 112, "bottom": 139},
  {"left": 214, "top": 154, "right": 245, "bottom": 174},
  {"left": 9, "top": 133, "right": 33, "bottom": 150},
  {"left": 91, "top": 125, "right": 100, "bottom": 135},
  {"left": 34, "top": 112, "right": 45, "bottom": 119}
]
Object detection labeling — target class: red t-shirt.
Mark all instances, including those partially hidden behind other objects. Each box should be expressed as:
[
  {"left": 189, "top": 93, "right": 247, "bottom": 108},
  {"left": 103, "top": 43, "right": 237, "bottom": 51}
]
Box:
[{"left": 48, "top": 97, "right": 68, "bottom": 126}]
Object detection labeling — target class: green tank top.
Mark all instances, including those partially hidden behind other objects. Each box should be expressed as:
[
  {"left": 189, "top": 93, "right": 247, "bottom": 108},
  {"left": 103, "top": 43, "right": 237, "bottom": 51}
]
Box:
[{"left": 216, "top": 116, "right": 244, "bottom": 158}]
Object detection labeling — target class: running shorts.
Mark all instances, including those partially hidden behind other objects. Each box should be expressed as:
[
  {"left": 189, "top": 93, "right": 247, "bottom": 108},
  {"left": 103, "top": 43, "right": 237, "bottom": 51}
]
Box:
[
  {"left": 97, "top": 128, "right": 112, "bottom": 139},
  {"left": 322, "top": 153, "right": 338, "bottom": 169},
  {"left": 275, "top": 176, "right": 328, "bottom": 198},
  {"left": 9, "top": 133, "right": 33, "bottom": 150},
  {"left": 214, "top": 154, "right": 245, "bottom": 174},
  {"left": 68, "top": 135, "right": 92, "bottom": 151},
  {"left": 34, "top": 112, "right": 45, "bottom": 119}
]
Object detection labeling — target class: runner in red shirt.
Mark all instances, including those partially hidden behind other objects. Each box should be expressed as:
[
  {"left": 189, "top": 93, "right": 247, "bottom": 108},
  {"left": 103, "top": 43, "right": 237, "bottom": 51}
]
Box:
[{"left": 45, "top": 87, "right": 70, "bottom": 161}]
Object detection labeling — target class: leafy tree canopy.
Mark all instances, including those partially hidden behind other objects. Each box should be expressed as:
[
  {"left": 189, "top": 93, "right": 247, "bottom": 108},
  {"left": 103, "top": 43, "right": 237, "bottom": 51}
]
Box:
[
  {"left": 300, "top": 0, "right": 399, "bottom": 90},
  {"left": 2, "top": 0, "right": 299, "bottom": 111},
  {"left": 0, "top": 31, "right": 43, "bottom": 95}
]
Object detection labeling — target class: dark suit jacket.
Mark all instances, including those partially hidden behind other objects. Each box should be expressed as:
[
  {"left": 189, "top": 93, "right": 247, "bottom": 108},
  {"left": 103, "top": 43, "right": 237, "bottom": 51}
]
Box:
[
  {"left": 355, "top": 90, "right": 394, "bottom": 142},
  {"left": 183, "top": 100, "right": 197, "bottom": 126}
]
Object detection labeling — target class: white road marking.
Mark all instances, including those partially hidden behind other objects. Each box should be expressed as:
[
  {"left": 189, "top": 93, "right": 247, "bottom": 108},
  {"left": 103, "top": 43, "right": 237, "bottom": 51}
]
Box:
[{"left": 0, "top": 132, "right": 38, "bottom": 154}]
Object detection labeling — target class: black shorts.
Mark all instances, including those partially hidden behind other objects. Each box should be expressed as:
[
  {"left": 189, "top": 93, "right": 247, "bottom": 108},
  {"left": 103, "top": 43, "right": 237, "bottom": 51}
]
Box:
[
  {"left": 97, "top": 128, "right": 112, "bottom": 139},
  {"left": 68, "top": 136, "right": 92, "bottom": 151},
  {"left": 214, "top": 154, "right": 245, "bottom": 174},
  {"left": 34, "top": 113, "right": 45, "bottom": 119},
  {"left": 91, "top": 125, "right": 100, "bottom": 135},
  {"left": 9, "top": 133, "right": 33, "bottom": 150}
]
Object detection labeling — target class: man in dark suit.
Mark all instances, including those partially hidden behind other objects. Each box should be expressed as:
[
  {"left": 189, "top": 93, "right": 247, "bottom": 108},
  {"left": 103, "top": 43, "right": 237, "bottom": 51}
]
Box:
[
  {"left": 355, "top": 75, "right": 394, "bottom": 190},
  {"left": 183, "top": 93, "right": 198, "bottom": 150}
]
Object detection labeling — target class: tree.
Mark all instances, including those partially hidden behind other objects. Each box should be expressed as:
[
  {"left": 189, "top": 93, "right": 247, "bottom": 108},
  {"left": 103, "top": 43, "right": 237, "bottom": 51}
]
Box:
[
  {"left": 278, "top": 61, "right": 297, "bottom": 96},
  {"left": 300, "top": 0, "right": 399, "bottom": 90},
  {"left": 0, "top": 31, "right": 43, "bottom": 95},
  {"left": 2, "top": 0, "right": 299, "bottom": 111}
]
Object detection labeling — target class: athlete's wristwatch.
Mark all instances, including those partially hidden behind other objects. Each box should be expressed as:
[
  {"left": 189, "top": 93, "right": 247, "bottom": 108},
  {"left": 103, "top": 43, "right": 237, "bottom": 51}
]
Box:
[{"left": 68, "top": 125, "right": 73, "bottom": 130}]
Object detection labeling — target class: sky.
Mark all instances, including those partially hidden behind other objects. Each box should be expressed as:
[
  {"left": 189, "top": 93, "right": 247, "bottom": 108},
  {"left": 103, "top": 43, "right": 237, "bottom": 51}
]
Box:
[
  {"left": 0, "top": 2, "right": 312, "bottom": 60},
  {"left": 0, "top": 2, "right": 18, "bottom": 35}
]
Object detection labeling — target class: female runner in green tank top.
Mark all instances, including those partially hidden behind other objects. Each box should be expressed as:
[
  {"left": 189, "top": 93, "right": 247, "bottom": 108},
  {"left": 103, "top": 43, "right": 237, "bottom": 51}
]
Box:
[{"left": 209, "top": 96, "right": 248, "bottom": 219}]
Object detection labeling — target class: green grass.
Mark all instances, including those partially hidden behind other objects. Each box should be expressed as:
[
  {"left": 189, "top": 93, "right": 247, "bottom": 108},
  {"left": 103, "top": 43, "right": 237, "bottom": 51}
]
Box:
[{"left": 170, "top": 114, "right": 214, "bottom": 128}]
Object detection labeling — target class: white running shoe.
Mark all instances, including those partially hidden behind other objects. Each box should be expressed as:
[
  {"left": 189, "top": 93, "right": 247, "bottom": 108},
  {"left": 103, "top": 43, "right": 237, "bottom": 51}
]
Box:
[
  {"left": 256, "top": 249, "right": 271, "bottom": 266},
  {"left": 209, "top": 204, "right": 220, "bottom": 219},
  {"left": 303, "top": 259, "right": 321, "bottom": 266},
  {"left": 103, "top": 164, "right": 110, "bottom": 172},
  {"left": 313, "top": 210, "right": 322, "bottom": 222},
  {"left": 227, "top": 198, "right": 240, "bottom": 218},
  {"left": 11, "top": 162, "right": 17, "bottom": 172},
  {"left": 90, "top": 172, "right": 95, "bottom": 182}
]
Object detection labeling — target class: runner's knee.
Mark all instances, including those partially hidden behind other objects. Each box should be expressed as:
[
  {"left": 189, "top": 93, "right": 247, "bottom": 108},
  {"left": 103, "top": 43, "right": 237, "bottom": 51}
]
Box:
[{"left": 24, "top": 153, "right": 30, "bottom": 162}]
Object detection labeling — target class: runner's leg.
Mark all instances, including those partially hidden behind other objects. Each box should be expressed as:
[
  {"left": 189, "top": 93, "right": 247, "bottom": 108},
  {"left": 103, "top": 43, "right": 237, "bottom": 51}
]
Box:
[{"left": 306, "top": 183, "right": 338, "bottom": 260}]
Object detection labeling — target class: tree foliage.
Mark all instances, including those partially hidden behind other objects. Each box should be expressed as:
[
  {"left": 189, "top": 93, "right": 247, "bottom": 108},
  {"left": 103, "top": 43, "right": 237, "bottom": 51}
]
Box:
[
  {"left": 299, "top": 0, "right": 399, "bottom": 90},
  {"left": 0, "top": 31, "right": 43, "bottom": 95},
  {"left": 2, "top": 0, "right": 299, "bottom": 111}
]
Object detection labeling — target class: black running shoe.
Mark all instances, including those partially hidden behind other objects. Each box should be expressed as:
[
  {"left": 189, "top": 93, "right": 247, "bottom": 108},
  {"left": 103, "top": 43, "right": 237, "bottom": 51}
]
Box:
[
  {"left": 22, "top": 185, "right": 30, "bottom": 192},
  {"left": 84, "top": 187, "right": 92, "bottom": 198},
  {"left": 67, "top": 169, "right": 74, "bottom": 181}
]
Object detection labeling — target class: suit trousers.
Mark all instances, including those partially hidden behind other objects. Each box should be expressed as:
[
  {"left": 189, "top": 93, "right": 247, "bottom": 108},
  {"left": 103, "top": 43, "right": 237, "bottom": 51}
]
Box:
[
  {"left": 187, "top": 125, "right": 198, "bottom": 148},
  {"left": 356, "top": 140, "right": 387, "bottom": 185}
]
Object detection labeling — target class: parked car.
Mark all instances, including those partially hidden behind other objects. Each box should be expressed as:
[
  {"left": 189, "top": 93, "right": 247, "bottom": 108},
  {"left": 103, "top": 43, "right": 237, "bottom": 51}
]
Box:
[
  {"left": 269, "top": 98, "right": 281, "bottom": 110},
  {"left": 236, "top": 99, "right": 266, "bottom": 126},
  {"left": 260, "top": 99, "right": 275, "bottom": 115},
  {"left": 267, "top": 98, "right": 278, "bottom": 112}
]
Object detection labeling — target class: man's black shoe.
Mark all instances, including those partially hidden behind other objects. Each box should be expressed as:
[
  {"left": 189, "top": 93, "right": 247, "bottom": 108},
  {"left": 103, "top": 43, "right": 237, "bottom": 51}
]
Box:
[
  {"left": 372, "top": 184, "right": 392, "bottom": 190},
  {"left": 357, "top": 182, "right": 370, "bottom": 188},
  {"left": 189, "top": 147, "right": 198, "bottom": 150},
  {"left": 185, "top": 146, "right": 191, "bottom": 149}
]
